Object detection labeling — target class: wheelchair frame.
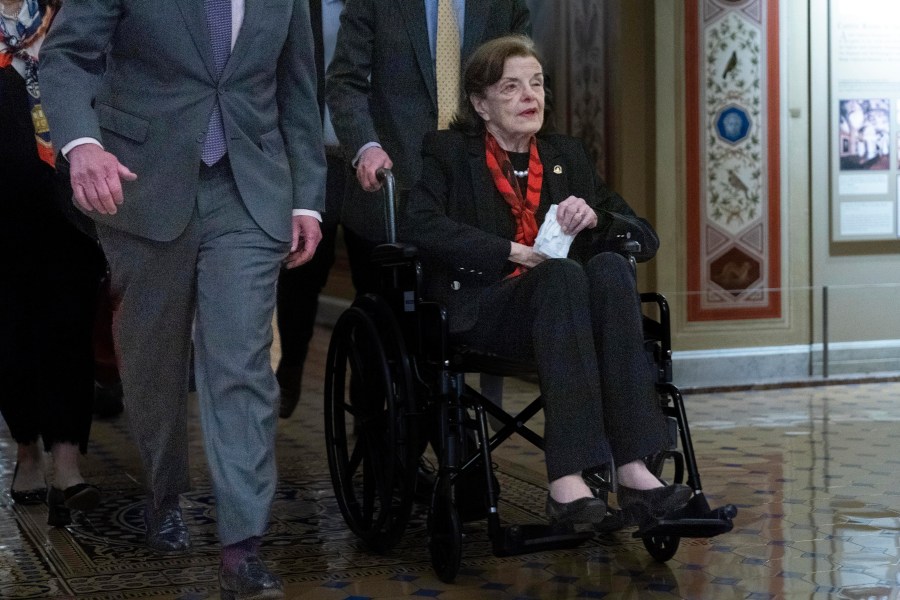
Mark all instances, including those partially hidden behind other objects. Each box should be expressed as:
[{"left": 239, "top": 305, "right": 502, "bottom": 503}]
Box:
[{"left": 323, "top": 170, "right": 735, "bottom": 582}]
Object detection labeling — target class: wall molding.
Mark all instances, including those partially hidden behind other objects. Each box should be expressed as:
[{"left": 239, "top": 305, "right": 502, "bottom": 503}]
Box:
[{"left": 674, "top": 339, "right": 900, "bottom": 388}]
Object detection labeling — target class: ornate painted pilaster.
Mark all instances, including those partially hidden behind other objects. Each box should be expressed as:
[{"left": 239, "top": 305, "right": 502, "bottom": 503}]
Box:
[
  {"left": 685, "top": 0, "right": 781, "bottom": 321},
  {"left": 529, "top": 0, "right": 610, "bottom": 178}
]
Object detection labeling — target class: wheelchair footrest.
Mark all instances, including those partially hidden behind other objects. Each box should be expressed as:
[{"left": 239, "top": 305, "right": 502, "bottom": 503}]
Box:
[
  {"left": 491, "top": 524, "right": 593, "bottom": 557},
  {"left": 632, "top": 493, "right": 737, "bottom": 539}
]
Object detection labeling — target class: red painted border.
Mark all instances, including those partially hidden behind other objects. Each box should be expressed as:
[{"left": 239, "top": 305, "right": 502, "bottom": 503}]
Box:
[{"left": 685, "top": 0, "right": 782, "bottom": 321}]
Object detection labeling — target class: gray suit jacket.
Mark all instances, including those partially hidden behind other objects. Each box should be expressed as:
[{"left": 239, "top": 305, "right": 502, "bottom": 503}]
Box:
[
  {"left": 325, "top": 0, "right": 530, "bottom": 241},
  {"left": 40, "top": 0, "right": 326, "bottom": 243}
]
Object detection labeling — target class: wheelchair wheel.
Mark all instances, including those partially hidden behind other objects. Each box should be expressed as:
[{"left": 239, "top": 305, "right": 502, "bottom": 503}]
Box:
[
  {"left": 428, "top": 475, "right": 462, "bottom": 583},
  {"left": 643, "top": 533, "right": 680, "bottom": 562},
  {"left": 324, "top": 297, "right": 418, "bottom": 553}
]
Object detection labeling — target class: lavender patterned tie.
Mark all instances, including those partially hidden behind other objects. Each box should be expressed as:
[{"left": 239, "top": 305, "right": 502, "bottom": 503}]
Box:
[{"left": 201, "top": 0, "right": 231, "bottom": 165}]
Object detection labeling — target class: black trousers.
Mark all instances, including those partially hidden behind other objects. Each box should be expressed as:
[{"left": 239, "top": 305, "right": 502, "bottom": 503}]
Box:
[
  {"left": 1, "top": 66, "right": 105, "bottom": 452},
  {"left": 0, "top": 177, "right": 105, "bottom": 453},
  {"left": 275, "top": 155, "right": 379, "bottom": 384},
  {"left": 453, "top": 253, "right": 668, "bottom": 482}
]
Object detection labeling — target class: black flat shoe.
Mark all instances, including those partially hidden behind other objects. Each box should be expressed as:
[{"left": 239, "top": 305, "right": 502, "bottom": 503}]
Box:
[
  {"left": 10, "top": 462, "right": 47, "bottom": 506},
  {"left": 545, "top": 494, "right": 608, "bottom": 526},
  {"left": 47, "top": 483, "right": 101, "bottom": 527},
  {"left": 616, "top": 483, "right": 692, "bottom": 525}
]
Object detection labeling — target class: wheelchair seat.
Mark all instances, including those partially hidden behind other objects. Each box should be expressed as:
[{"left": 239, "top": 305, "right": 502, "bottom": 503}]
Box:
[{"left": 449, "top": 345, "right": 536, "bottom": 377}]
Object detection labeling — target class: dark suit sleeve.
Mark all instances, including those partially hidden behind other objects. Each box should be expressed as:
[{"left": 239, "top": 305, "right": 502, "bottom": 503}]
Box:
[
  {"left": 325, "top": 0, "right": 378, "bottom": 162},
  {"left": 511, "top": 0, "right": 531, "bottom": 35},
  {"left": 39, "top": 0, "right": 123, "bottom": 150},
  {"left": 277, "top": 0, "right": 327, "bottom": 211},
  {"left": 402, "top": 134, "right": 511, "bottom": 279}
]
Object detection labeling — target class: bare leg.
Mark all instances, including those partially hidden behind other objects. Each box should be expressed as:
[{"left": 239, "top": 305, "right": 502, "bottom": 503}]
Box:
[
  {"left": 548, "top": 473, "right": 594, "bottom": 503},
  {"left": 50, "top": 442, "right": 86, "bottom": 490},
  {"left": 13, "top": 441, "right": 45, "bottom": 491},
  {"left": 616, "top": 460, "right": 665, "bottom": 490}
]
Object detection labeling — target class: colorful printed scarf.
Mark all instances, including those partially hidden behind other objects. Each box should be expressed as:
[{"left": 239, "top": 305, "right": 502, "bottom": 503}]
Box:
[{"left": 0, "top": 0, "right": 57, "bottom": 166}]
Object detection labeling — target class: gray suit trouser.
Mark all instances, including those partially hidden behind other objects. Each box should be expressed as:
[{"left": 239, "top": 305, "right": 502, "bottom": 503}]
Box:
[
  {"left": 453, "top": 253, "right": 668, "bottom": 482},
  {"left": 97, "top": 160, "right": 288, "bottom": 546}
]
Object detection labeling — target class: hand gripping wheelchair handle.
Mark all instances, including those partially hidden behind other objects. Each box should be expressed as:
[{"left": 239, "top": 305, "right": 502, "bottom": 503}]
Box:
[{"left": 376, "top": 168, "right": 398, "bottom": 243}]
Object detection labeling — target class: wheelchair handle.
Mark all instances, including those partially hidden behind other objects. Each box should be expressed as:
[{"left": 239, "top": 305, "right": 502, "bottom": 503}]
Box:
[{"left": 376, "top": 168, "right": 398, "bottom": 243}]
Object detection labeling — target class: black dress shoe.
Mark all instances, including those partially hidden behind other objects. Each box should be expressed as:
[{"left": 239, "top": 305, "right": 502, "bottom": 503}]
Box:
[
  {"left": 145, "top": 500, "right": 191, "bottom": 553},
  {"left": 10, "top": 462, "right": 47, "bottom": 506},
  {"left": 277, "top": 389, "right": 300, "bottom": 420},
  {"left": 616, "top": 483, "right": 693, "bottom": 526},
  {"left": 47, "top": 483, "right": 101, "bottom": 527},
  {"left": 276, "top": 365, "right": 302, "bottom": 419},
  {"left": 545, "top": 494, "right": 608, "bottom": 526},
  {"left": 219, "top": 555, "right": 284, "bottom": 600}
]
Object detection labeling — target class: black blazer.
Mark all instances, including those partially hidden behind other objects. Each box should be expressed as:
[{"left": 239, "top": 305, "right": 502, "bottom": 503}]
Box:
[{"left": 401, "top": 130, "right": 658, "bottom": 333}]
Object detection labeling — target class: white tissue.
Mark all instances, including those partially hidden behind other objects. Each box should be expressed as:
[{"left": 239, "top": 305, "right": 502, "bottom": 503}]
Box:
[{"left": 533, "top": 204, "right": 575, "bottom": 259}]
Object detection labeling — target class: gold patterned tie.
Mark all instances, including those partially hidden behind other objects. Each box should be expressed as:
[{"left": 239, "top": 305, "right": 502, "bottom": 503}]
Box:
[{"left": 435, "top": 0, "right": 460, "bottom": 130}]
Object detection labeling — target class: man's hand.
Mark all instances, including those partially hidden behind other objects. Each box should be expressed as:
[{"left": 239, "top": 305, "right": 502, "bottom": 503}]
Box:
[
  {"left": 284, "top": 214, "right": 323, "bottom": 268},
  {"left": 509, "top": 241, "right": 546, "bottom": 269},
  {"left": 556, "top": 195, "right": 598, "bottom": 235},
  {"left": 356, "top": 146, "right": 393, "bottom": 192},
  {"left": 68, "top": 144, "right": 137, "bottom": 215}
]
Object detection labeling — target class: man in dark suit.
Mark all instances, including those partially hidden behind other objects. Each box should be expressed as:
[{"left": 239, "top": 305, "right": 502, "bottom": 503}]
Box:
[
  {"left": 326, "top": 0, "right": 530, "bottom": 248},
  {"left": 275, "top": 0, "right": 350, "bottom": 419},
  {"left": 39, "top": 1, "right": 325, "bottom": 597},
  {"left": 325, "top": 0, "right": 530, "bottom": 408}
]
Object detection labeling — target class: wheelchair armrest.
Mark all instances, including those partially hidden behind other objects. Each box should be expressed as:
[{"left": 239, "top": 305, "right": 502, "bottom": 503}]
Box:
[
  {"left": 594, "top": 233, "right": 641, "bottom": 256},
  {"left": 370, "top": 242, "right": 419, "bottom": 266}
]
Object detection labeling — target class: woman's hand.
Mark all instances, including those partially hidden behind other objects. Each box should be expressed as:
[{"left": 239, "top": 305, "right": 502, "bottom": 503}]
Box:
[
  {"left": 556, "top": 195, "right": 598, "bottom": 235},
  {"left": 509, "top": 242, "right": 546, "bottom": 269}
]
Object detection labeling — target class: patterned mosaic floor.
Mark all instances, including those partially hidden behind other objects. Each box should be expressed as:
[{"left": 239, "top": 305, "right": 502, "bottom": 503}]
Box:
[{"left": 2, "top": 326, "right": 900, "bottom": 599}]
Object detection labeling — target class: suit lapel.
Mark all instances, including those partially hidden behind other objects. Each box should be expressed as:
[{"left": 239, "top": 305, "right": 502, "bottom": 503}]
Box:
[
  {"left": 309, "top": 0, "right": 326, "bottom": 114},
  {"left": 221, "top": 0, "right": 263, "bottom": 81},
  {"left": 462, "top": 0, "right": 488, "bottom": 59},
  {"left": 466, "top": 134, "right": 499, "bottom": 233},
  {"left": 397, "top": 0, "right": 437, "bottom": 110},
  {"left": 537, "top": 138, "right": 568, "bottom": 209},
  {"left": 174, "top": 0, "right": 216, "bottom": 80}
]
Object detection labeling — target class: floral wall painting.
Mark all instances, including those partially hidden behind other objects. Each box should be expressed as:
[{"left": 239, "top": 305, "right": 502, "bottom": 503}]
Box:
[{"left": 685, "top": 0, "right": 781, "bottom": 321}]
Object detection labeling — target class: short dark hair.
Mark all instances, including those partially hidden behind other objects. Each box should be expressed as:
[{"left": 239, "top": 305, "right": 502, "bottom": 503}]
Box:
[{"left": 450, "top": 35, "right": 544, "bottom": 136}]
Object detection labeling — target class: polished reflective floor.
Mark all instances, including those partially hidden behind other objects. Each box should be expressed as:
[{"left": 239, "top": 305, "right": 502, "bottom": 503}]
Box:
[{"left": 3, "top": 325, "right": 900, "bottom": 599}]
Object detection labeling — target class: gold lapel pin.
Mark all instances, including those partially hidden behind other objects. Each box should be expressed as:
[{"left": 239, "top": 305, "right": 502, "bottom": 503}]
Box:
[{"left": 553, "top": 165, "right": 563, "bottom": 174}]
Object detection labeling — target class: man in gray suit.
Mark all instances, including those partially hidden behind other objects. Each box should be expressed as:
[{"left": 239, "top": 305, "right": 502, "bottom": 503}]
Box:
[
  {"left": 39, "top": 1, "right": 325, "bottom": 597},
  {"left": 326, "top": 0, "right": 530, "bottom": 249}
]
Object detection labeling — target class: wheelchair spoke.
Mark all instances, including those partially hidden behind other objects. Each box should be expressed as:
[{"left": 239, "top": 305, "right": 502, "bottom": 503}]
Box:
[
  {"left": 347, "top": 434, "right": 365, "bottom": 475},
  {"left": 361, "top": 428, "right": 389, "bottom": 523}
]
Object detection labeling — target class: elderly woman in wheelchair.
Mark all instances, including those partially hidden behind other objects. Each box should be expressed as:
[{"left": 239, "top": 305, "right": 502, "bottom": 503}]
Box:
[
  {"left": 325, "top": 34, "right": 735, "bottom": 581},
  {"left": 400, "top": 34, "right": 693, "bottom": 528}
]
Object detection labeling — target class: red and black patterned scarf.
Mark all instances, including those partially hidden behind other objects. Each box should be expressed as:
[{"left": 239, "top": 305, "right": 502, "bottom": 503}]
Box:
[{"left": 484, "top": 131, "right": 543, "bottom": 277}]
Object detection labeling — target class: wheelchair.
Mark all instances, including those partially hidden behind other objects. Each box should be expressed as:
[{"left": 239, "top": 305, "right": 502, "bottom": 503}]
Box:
[{"left": 323, "top": 170, "right": 736, "bottom": 582}]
